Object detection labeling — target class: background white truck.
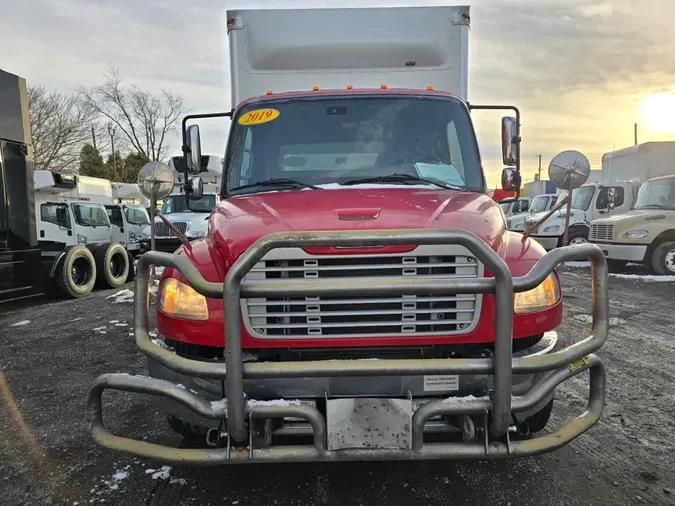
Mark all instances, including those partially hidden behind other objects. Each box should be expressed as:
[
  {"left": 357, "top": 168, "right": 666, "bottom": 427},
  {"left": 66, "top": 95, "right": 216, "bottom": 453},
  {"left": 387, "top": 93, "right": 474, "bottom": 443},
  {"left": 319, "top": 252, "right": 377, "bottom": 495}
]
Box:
[
  {"left": 525, "top": 142, "right": 675, "bottom": 249},
  {"left": 507, "top": 193, "right": 558, "bottom": 232},
  {"left": 140, "top": 155, "right": 222, "bottom": 253}
]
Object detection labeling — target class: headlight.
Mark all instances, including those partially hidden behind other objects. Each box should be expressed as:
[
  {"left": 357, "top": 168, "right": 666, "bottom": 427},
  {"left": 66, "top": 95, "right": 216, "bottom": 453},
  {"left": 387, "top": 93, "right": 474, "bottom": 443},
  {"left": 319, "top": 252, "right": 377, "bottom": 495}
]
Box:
[
  {"left": 543, "top": 225, "right": 561, "bottom": 233},
  {"left": 77, "top": 234, "right": 88, "bottom": 245},
  {"left": 158, "top": 278, "right": 209, "bottom": 320},
  {"left": 129, "top": 232, "right": 138, "bottom": 242},
  {"left": 622, "top": 230, "right": 648, "bottom": 239},
  {"left": 514, "top": 273, "right": 561, "bottom": 314}
]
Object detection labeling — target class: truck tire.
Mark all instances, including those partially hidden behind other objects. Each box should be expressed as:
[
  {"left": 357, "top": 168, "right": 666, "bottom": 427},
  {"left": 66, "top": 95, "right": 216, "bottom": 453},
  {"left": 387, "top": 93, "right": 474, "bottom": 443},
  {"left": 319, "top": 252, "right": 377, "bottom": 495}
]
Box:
[
  {"left": 525, "top": 398, "right": 554, "bottom": 433},
  {"left": 53, "top": 246, "right": 97, "bottom": 298},
  {"left": 166, "top": 415, "right": 210, "bottom": 443},
  {"left": 565, "top": 227, "right": 589, "bottom": 246},
  {"left": 125, "top": 250, "right": 136, "bottom": 283},
  {"left": 651, "top": 241, "right": 675, "bottom": 275},
  {"left": 94, "top": 243, "right": 130, "bottom": 289}
]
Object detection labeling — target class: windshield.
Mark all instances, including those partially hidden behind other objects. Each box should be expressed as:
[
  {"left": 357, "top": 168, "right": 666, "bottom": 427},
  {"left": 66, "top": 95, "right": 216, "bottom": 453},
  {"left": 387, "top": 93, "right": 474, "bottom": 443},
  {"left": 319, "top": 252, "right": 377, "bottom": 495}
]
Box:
[
  {"left": 500, "top": 202, "right": 512, "bottom": 214},
  {"left": 71, "top": 203, "right": 110, "bottom": 227},
  {"left": 123, "top": 205, "right": 150, "bottom": 225},
  {"left": 161, "top": 195, "right": 217, "bottom": 214},
  {"left": 561, "top": 186, "right": 595, "bottom": 211},
  {"left": 634, "top": 179, "right": 675, "bottom": 210},
  {"left": 225, "top": 96, "right": 484, "bottom": 196},
  {"left": 530, "top": 196, "right": 550, "bottom": 214}
]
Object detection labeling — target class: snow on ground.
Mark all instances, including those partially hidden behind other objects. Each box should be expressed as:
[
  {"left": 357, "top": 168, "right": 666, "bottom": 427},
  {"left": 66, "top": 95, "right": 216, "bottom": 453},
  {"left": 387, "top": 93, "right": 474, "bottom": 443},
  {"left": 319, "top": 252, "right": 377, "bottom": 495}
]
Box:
[
  {"left": 150, "top": 466, "right": 172, "bottom": 480},
  {"left": 9, "top": 320, "right": 30, "bottom": 327},
  {"left": 574, "top": 314, "right": 626, "bottom": 326},
  {"left": 610, "top": 273, "right": 675, "bottom": 282},
  {"left": 106, "top": 289, "right": 134, "bottom": 303},
  {"left": 92, "top": 326, "right": 107, "bottom": 335},
  {"left": 563, "top": 261, "right": 590, "bottom": 268}
]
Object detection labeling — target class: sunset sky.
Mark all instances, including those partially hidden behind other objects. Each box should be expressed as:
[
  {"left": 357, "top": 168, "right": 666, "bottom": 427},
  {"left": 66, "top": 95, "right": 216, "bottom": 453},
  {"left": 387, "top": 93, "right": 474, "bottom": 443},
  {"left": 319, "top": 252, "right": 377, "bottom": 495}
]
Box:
[{"left": 2, "top": 0, "right": 674, "bottom": 188}]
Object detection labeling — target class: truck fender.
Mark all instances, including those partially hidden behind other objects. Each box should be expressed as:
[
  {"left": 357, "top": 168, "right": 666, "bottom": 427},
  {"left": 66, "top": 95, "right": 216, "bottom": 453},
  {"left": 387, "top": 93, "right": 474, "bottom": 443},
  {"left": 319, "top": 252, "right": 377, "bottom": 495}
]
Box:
[
  {"left": 48, "top": 251, "right": 67, "bottom": 279},
  {"left": 646, "top": 229, "right": 675, "bottom": 259}
]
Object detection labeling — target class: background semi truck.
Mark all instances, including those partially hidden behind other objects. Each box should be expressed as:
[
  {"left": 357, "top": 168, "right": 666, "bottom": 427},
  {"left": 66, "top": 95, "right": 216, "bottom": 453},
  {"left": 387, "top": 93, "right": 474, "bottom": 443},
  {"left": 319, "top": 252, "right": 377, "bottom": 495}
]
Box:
[
  {"left": 590, "top": 173, "right": 675, "bottom": 273},
  {"left": 526, "top": 142, "right": 675, "bottom": 250},
  {"left": 87, "top": 5, "right": 608, "bottom": 464},
  {"left": 139, "top": 155, "right": 222, "bottom": 253},
  {"left": 0, "top": 69, "right": 132, "bottom": 303}
]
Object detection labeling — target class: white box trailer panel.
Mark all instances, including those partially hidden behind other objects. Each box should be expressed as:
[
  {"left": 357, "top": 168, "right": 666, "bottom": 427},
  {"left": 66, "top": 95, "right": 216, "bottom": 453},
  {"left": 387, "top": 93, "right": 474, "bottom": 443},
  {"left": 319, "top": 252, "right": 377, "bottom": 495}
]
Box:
[
  {"left": 227, "top": 6, "right": 470, "bottom": 106},
  {"left": 602, "top": 141, "right": 675, "bottom": 184}
]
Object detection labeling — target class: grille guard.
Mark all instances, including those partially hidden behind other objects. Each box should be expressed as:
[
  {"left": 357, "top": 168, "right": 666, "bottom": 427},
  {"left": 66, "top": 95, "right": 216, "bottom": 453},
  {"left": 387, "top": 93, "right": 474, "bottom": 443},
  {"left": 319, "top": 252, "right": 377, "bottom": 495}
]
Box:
[{"left": 86, "top": 229, "right": 609, "bottom": 464}]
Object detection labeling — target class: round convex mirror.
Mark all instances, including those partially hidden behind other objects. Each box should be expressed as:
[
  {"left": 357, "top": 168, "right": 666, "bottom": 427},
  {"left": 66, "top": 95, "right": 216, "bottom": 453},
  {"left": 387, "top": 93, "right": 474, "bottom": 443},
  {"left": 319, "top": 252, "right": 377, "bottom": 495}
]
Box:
[
  {"left": 138, "top": 161, "right": 175, "bottom": 200},
  {"left": 548, "top": 151, "right": 591, "bottom": 190}
]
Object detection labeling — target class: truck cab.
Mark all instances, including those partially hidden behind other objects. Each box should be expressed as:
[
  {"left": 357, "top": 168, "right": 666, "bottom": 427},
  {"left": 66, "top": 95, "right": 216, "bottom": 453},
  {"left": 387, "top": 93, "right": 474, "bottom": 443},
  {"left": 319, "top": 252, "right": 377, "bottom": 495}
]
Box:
[
  {"left": 499, "top": 197, "right": 531, "bottom": 219},
  {"left": 87, "top": 5, "right": 608, "bottom": 465},
  {"left": 526, "top": 182, "right": 635, "bottom": 250},
  {"left": 590, "top": 174, "right": 675, "bottom": 273},
  {"left": 507, "top": 193, "right": 558, "bottom": 232}
]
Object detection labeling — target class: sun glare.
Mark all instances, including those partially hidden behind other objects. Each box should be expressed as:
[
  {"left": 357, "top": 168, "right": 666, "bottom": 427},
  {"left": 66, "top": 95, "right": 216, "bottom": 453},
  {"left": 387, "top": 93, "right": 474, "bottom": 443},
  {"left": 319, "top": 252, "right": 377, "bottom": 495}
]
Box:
[{"left": 641, "top": 92, "right": 675, "bottom": 133}]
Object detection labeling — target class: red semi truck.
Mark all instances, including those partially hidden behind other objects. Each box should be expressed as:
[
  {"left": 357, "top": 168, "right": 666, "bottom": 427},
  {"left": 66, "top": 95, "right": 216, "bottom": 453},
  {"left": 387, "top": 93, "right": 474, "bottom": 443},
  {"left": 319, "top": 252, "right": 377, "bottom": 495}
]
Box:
[{"left": 86, "top": 5, "right": 608, "bottom": 464}]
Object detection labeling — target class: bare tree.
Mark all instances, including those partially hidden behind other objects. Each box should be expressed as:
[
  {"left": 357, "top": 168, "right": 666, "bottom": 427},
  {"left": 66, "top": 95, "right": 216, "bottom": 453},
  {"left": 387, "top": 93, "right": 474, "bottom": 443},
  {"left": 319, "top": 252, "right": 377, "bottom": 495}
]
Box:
[
  {"left": 28, "top": 85, "right": 104, "bottom": 172},
  {"left": 79, "top": 68, "right": 186, "bottom": 162}
]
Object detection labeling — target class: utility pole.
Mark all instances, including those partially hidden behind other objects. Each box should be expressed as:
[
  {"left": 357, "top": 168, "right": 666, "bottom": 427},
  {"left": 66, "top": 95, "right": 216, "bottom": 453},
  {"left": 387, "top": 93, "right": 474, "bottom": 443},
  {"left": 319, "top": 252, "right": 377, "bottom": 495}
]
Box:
[
  {"left": 634, "top": 123, "right": 638, "bottom": 146},
  {"left": 536, "top": 153, "right": 543, "bottom": 180},
  {"left": 107, "top": 122, "right": 117, "bottom": 178}
]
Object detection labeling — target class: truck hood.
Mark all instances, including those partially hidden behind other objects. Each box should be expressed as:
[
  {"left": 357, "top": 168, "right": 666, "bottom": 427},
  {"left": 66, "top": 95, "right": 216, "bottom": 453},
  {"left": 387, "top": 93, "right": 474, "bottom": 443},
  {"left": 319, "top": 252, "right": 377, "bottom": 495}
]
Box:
[
  {"left": 526, "top": 208, "right": 586, "bottom": 229},
  {"left": 209, "top": 188, "right": 506, "bottom": 259},
  {"left": 592, "top": 208, "right": 674, "bottom": 225}
]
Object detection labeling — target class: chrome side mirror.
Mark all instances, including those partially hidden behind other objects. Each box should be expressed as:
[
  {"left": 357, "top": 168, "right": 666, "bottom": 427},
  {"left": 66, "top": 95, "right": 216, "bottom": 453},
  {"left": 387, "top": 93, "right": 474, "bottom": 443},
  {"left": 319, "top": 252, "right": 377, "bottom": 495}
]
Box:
[
  {"left": 501, "top": 117, "right": 518, "bottom": 166},
  {"left": 186, "top": 124, "right": 203, "bottom": 175},
  {"left": 501, "top": 167, "right": 520, "bottom": 192},
  {"left": 186, "top": 176, "right": 203, "bottom": 200}
]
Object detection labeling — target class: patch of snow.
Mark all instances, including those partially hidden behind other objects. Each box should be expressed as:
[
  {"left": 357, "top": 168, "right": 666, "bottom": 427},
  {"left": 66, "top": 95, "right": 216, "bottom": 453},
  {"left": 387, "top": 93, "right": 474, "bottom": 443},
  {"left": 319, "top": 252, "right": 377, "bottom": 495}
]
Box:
[
  {"left": 247, "top": 399, "right": 301, "bottom": 407},
  {"left": 92, "top": 326, "right": 107, "bottom": 334},
  {"left": 145, "top": 469, "right": 156, "bottom": 474},
  {"left": 106, "top": 289, "right": 134, "bottom": 303},
  {"left": 574, "top": 314, "right": 626, "bottom": 326},
  {"left": 211, "top": 399, "right": 228, "bottom": 410},
  {"left": 151, "top": 466, "right": 171, "bottom": 480},
  {"left": 151, "top": 338, "right": 170, "bottom": 349},
  {"left": 70, "top": 317, "right": 83, "bottom": 322},
  {"left": 115, "top": 323, "right": 128, "bottom": 327},
  {"left": 149, "top": 331, "right": 158, "bottom": 338},
  {"left": 563, "top": 261, "right": 590, "bottom": 268},
  {"left": 610, "top": 273, "right": 675, "bottom": 282},
  {"left": 170, "top": 478, "right": 187, "bottom": 486},
  {"left": 109, "top": 320, "right": 119, "bottom": 324},
  {"left": 442, "top": 394, "right": 487, "bottom": 403},
  {"left": 9, "top": 320, "right": 30, "bottom": 327}
]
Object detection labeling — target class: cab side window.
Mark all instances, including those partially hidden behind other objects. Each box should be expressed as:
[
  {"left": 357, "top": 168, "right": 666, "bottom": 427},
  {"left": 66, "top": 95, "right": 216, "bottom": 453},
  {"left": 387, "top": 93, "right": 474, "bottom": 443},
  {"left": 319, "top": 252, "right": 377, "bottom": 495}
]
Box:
[
  {"left": 596, "top": 187, "right": 625, "bottom": 209},
  {"left": 41, "top": 203, "right": 71, "bottom": 229},
  {"left": 513, "top": 200, "right": 529, "bottom": 214},
  {"left": 105, "top": 206, "right": 124, "bottom": 227}
]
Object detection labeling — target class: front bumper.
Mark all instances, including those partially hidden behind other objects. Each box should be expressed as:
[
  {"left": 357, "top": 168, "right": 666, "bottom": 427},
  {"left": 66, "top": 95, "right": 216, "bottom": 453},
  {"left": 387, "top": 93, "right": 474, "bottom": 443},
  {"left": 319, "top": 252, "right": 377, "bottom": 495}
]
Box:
[
  {"left": 593, "top": 242, "right": 648, "bottom": 262},
  {"left": 530, "top": 235, "right": 560, "bottom": 251},
  {"left": 86, "top": 229, "right": 609, "bottom": 465}
]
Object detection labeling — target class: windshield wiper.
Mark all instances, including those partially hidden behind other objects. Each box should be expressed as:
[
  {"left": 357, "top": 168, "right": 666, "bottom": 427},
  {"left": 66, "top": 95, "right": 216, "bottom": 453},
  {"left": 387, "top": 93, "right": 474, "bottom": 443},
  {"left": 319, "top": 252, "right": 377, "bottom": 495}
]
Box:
[
  {"left": 230, "top": 179, "right": 321, "bottom": 193},
  {"left": 342, "top": 173, "right": 464, "bottom": 190}
]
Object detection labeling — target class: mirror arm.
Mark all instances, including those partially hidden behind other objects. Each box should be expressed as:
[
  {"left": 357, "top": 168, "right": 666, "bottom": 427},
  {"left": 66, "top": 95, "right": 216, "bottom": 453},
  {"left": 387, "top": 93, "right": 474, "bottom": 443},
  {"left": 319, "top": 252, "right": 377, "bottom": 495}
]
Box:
[
  {"left": 180, "top": 110, "right": 233, "bottom": 213},
  {"left": 155, "top": 211, "right": 190, "bottom": 247},
  {"left": 468, "top": 103, "right": 521, "bottom": 199},
  {"left": 521, "top": 195, "right": 569, "bottom": 241}
]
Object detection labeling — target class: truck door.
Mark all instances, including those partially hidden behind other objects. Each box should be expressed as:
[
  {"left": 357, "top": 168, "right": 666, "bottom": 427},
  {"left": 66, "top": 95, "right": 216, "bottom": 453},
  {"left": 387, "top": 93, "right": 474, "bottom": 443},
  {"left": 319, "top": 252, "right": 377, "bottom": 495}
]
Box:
[
  {"left": 105, "top": 205, "right": 126, "bottom": 246},
  {"left": 37, "top": 201, "right": 74, "bottom": 245}
]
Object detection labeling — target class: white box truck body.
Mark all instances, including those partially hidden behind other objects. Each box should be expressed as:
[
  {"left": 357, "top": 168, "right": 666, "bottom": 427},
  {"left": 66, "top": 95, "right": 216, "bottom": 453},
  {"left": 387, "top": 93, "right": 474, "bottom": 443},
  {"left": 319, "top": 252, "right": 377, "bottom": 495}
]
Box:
[
  {"left": 601, "top": 142, "right": 675, "bottom": 185},
  {"left": 227, "top": 6, "right": 470, "bottom": 106}
]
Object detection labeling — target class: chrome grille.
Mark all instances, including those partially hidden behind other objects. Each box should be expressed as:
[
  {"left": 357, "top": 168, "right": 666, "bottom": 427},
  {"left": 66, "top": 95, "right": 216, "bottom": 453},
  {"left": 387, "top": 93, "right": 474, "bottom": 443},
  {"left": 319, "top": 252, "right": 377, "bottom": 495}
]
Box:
[
  {"left": 590, "top": 224, "right": 614, "bottom": 241},
  {"left": 241, "top": 246, "right": 482, "bottom": 338},
  {"left": 154, "top": 221, "right": 188, "bottom": 238}
]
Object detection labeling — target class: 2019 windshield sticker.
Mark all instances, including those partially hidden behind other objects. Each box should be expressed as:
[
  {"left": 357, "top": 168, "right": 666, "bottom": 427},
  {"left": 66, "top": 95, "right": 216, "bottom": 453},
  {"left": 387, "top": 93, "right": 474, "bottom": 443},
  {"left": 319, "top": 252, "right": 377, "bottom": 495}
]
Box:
[{"left": 238, "top": 108, "right": 280, "bottom": 126}]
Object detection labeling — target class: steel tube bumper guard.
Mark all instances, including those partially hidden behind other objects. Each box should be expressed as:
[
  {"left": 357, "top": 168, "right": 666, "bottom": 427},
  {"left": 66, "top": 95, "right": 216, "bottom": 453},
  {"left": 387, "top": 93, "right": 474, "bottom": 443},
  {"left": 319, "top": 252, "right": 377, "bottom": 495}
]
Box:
[{"left": 86, "top": 230, "right": 609, "bottom": 465}]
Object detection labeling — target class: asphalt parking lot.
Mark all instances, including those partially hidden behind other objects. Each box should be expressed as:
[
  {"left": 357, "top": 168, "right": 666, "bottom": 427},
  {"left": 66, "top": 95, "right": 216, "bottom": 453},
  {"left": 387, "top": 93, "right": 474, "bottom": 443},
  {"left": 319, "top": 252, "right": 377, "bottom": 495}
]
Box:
[{"left": 1, "top": 264, "right": 674, "bottom": 506}]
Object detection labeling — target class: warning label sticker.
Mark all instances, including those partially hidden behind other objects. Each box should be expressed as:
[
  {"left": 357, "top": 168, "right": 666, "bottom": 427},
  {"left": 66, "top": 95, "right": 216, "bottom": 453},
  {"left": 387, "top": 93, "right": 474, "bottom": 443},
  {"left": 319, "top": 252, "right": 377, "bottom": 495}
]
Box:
[{"left": 423, "top": 375, "right": 459, "bottom": 392}]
